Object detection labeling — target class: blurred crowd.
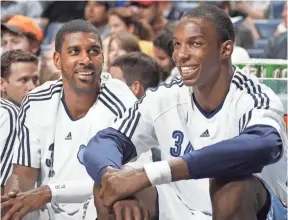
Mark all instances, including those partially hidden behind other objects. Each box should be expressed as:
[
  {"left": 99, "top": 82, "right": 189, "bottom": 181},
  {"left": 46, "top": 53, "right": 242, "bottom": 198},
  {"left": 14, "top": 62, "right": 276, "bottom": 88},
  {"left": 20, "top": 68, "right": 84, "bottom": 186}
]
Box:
[{"left": 0, "top": 0, "right": 287, "bottom": 97}]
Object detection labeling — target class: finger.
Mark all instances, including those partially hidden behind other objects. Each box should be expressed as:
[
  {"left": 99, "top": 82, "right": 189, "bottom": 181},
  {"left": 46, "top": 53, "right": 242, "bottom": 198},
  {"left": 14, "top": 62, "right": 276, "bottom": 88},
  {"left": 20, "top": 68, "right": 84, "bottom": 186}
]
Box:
[
  {"left": 124, "top": 206, "right": 133, "bottom": 220},
  {"left": 133, "top": 206, "right": 142, "bottom": 220},
  {"left": 2, "top": 203, "right": 22, "bottom": 220},
  {"left": 12, "top": 205, "right": 32, "bottom": 220},
  {"left": 1, "top": 200, "right": 14, "bottom": 211},
  {"left": 114, "top": 205, "right": 123, "bottom": 220},
  {"left": 1, "top": 195, "right": 10, "bottom": 203},
  {"left": 143, "top": 209, "right": 150, "bottom": 220}
]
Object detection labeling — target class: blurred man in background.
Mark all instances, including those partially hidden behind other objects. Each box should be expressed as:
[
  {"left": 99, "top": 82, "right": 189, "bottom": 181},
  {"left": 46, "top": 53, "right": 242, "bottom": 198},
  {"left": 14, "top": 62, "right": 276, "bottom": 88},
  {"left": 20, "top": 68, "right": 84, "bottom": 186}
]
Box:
[
  {"left": 1, "top": 49, "right": 39, "bottom": 106},
  {"left": 129, "top": 0, "right": 168, "bottom": 36},
  {"left": 109, "top": 51, "right": 160, "bottom": 99},
  {"left": 85, "top": 0, "right": 111, "bottom": 40},
  {"left": 1, "top": 15, "right": 43, "bottom": 56}
]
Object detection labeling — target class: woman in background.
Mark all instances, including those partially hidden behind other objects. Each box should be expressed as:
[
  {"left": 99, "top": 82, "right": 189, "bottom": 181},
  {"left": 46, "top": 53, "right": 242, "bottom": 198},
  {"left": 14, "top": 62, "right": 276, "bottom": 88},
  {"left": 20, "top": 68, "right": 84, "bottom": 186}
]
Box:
[
  {"left": 107, "top": 32, "right": 141, "bottom": 69},
  {"left": 108, "top": 7, "right": 154, "bottom": 57}
]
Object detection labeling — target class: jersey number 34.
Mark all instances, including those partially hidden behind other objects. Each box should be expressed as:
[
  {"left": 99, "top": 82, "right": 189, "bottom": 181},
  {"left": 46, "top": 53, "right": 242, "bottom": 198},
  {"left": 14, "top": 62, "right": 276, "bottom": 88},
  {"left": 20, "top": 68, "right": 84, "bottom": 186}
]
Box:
[{"left": 170, "top": 130, "right": 194, "bottom": 157}]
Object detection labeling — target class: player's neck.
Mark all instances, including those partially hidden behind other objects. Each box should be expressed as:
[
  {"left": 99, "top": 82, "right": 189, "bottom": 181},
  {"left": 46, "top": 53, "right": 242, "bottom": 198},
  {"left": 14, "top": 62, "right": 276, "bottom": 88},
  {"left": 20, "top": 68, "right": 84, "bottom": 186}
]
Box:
[
  {"left": 193, "top": 65, "right": 234, "bottom": 111},
  {"left": 63, "top": 85, "right": 100, "bottom": 120}
]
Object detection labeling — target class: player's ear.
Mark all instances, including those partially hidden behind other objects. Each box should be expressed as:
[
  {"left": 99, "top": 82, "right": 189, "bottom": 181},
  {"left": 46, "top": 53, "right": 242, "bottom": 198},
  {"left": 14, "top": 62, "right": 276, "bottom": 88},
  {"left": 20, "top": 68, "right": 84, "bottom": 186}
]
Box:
[
  {"left": 220, "top": 40, "right": 233, "bottom": 59},
  {"left": 0, "top": 77, "right": 7, "bottom": 93},
  {"left": 130, "top": 81, "right": 144, "bottom": 99},
  {"left": 53, "top": 51, "right": 62, "bottom": 70}
]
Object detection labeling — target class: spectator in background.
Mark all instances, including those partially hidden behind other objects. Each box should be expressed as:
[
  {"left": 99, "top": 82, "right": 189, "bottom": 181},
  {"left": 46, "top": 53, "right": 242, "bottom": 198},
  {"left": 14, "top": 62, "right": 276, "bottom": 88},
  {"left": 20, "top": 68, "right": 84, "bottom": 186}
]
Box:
[
  {"left": 108, "top": 7, "right": 154, "bottom": 57},
  {"left": 153, "top": 27, "right": 175, "bottom": 82},
  {"left": 1, "top": 15, "right": 43, "bottom": 56},
  {"left": 85, "top": 0, "right": 111, "bottom": 40},
  {"left": 274, "top": 3, "right": 287, "bottom": 36},
  {"left": 234, "top": 0, "right": 271, "bottom": 19},
  {"left": 109, "top": 52, "right": 160, "bottom": 99},
  {"left": 41, "top": 1, "right": 86, "bottom": 24},
  {"left": 1, "top": 50, "right": 39, "bottom": 106},
  {"left": 1, "top": 0, "right": 43, "bottom": 19},
  {"left": 129, "top": 0, "right": 168, "bottom": 36},
  {"left": 107, "top": 32, "right": 141, "bottom": 69},
  {"left": 217, "top": 1, "right": 258, "bottom": 49},
  {"left": 264, "top": 32, "right": 287, "bottom": 59}
]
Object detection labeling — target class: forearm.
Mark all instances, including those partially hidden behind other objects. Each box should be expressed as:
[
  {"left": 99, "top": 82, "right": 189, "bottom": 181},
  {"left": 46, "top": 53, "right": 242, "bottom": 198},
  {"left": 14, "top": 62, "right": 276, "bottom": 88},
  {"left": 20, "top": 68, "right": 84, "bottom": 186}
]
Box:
[
  {"left": 245, "top": 8, "right": 265, "bottom": 19},
  {"left": 244, "top": 17, "right": 260, "bottom": 40},
  {"left": 93, "top": 184, "right": 115, "bottom": 220},
  {"left": 5, "top": 173, "right": 36, "bottom": 194},
  {"left": 47, "top": 180, "right": 94, "bottom": 203}
]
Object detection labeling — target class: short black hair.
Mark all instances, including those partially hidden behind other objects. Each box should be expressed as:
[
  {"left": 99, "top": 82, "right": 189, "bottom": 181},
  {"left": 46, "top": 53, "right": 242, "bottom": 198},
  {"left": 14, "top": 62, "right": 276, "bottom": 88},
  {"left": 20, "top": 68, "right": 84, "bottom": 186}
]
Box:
[
  {"left": 153, "top": 27, "right": 174, "bottom": 57},
  {"left": 182, "top": 4, "right": 235, "bottom": 43},
  {"left": 111, "top": 52, "right": 160, "bottom": 90},
  {"left": 55, "top": 19, "right": 102, "bottom": 53},
  {"left": 1, "top": 49, "right": 38, "bottom": 79}
]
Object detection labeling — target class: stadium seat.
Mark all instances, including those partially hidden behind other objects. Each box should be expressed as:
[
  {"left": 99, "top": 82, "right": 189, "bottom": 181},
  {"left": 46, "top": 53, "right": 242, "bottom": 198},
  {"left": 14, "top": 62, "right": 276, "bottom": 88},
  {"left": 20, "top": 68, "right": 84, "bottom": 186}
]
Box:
[
  {"left": 255, "top": 39, "right": 269, "bottom": 49},
  {"left": 270, "top": 1, "right": 285, "bottom": 19},
  {"left": 246, "top": 48, "right": 266, "bottom": 58},
  {"left": 254, "top": 19, "right": 282, "bottom": 39}
]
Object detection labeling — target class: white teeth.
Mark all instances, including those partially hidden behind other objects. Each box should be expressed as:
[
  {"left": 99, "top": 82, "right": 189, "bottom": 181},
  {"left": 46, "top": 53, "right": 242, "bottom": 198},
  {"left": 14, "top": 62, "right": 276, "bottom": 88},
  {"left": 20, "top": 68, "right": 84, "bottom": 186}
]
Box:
[{"left": 78, "top": 72, "right": 93, "bottom": 76}]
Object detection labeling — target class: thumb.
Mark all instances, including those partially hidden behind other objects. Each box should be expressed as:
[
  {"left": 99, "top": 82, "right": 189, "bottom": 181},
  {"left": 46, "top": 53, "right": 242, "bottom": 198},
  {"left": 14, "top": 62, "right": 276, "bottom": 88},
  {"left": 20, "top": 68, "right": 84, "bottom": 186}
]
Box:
[{"left": 8, "top": 189, "right": 19, "bottom": 198}]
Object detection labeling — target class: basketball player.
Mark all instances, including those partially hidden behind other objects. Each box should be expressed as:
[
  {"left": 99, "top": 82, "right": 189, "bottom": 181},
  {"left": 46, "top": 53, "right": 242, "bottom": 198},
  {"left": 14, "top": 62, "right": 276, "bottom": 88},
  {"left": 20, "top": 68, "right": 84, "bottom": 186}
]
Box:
[
  {"left": 1, "top": 20, "right": 150, "bottom": 220},
  {"left": 83, "top": 5, "right": 287, "bottom": 220},
  {"left": 1, "top": 50, "right": 39, "bottom": 195}
]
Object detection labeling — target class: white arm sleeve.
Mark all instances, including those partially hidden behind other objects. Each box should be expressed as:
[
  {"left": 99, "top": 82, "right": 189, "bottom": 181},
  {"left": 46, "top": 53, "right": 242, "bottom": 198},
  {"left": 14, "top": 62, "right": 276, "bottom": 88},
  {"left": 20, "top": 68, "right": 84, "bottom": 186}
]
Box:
[{"left": 47, "top": 180, "right": 93, "bottom": 204}]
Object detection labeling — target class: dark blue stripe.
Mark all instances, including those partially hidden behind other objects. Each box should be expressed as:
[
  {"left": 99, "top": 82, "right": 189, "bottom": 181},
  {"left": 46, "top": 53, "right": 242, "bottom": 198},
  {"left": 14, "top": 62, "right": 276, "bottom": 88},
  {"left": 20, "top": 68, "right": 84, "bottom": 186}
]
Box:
[
  {"left": 123, "top": 107, "right": 136, "bottom": 135},
  {"left": 128, "top": 112, "right": 141, "bottom": 139},
  {"left": 103, "top": 86, "right": 126, "bottom": 113},
  {"left": 101, "top": 91, "right": 122, "bottom": 118},
  {"left": 118, "top": 108, "right": 132, "bottom": 131},
  {"left": 118, "top": 94, "right": 145, "bottom": 134},
  {"left": 18, "top": 83, "right": 62, "bottom": 166},
  {"left": 1, "top": 106, "right": 17, "bottom": 184},
  {"left": 1, "top": 160, "right": 12, "bottom": 186},
  {"left": 245, "top": 110, "right": 253, "bottom": 129},
  {"left": 99, "top": 97, "right": 118, "bottom": 116},
  {"left": 241, "top": 113, "right": 246, "bottom": 132}
]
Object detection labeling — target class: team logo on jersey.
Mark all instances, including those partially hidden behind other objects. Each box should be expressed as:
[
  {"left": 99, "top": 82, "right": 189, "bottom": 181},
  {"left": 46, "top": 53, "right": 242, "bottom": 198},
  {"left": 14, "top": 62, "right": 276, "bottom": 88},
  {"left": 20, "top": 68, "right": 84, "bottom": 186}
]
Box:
[
  {"left": 77, "top": 144, "right": 86, "bottom": 165},
  {"left": 65, "top": 132, "right": 72, "bottom": 140},
  {"left": 200, "top": 129, "right": 210, "bottom": 137}
]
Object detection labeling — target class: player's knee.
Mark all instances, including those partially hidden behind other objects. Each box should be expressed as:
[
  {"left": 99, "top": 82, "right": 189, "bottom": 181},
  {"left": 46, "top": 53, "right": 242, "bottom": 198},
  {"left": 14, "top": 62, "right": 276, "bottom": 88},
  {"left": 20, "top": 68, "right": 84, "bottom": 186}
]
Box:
[{"left": 210, "top": 176, "right": 266, "bottom": 220}]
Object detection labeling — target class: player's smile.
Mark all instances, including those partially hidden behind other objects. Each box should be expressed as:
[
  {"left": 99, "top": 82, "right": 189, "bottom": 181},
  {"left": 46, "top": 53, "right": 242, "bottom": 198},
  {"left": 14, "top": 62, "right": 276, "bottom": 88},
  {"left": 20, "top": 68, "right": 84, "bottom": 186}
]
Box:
[
  {"left": 75, "top": 70, "right": 95, "bottom": 82},
  {"left": 179, "top": 65, "right": 200, "bottom": 80}
]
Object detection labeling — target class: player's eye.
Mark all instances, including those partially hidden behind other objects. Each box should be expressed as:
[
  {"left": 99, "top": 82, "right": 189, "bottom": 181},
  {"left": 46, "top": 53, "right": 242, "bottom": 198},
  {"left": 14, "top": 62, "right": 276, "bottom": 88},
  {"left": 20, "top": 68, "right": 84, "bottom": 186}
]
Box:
[
  {"left": 89, "top": 48, "right": 101, "bottom": 55},
  {"left": 69, "top": 48, "right": 80, "bottom": 55},
  {"left": 191, "top": 42, "right": 202, "bottom": 47},
  {"left": 173, "top": 41, "right": 181, "bottom": 48}
]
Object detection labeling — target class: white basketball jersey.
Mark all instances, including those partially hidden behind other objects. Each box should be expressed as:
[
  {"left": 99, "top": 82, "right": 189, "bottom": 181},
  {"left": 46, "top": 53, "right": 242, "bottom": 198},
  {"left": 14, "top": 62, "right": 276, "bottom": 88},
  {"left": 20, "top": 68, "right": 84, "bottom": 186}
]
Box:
[
  {"left": 112, "top": 67, "right": 287, "bottom": 214},
  {"left": 0, "top": 99, "right": 19, "bottom": 186},
  {"left": 13, "top": 78, "right": 137, "bottom": 219}
]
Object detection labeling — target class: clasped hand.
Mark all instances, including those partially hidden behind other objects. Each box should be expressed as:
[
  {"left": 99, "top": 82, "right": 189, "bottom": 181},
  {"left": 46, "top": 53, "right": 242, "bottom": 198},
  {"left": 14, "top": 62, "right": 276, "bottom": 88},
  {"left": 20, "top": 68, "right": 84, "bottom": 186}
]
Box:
[
  {"left": 99, "top": 167, "right": 151, "bottom": 208},
  {"left": 1, "top": 186, "right": 51, "bottom": 220}
]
